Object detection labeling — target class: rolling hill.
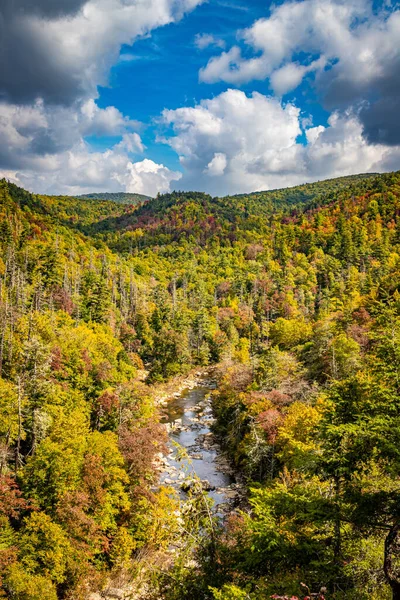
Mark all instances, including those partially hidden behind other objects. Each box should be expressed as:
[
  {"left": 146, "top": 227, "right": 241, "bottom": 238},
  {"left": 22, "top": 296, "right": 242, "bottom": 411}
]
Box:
[{"left": 77, "top": 191, "right": 151, "bottom": 204}]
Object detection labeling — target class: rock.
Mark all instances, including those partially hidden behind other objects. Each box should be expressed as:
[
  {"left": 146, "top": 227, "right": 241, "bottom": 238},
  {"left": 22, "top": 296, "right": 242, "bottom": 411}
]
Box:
[
  {"left": 189, "top": 423, "right": 202, "bottom": 431},
  {"left": 223, "top": 489, "right": 239, "bottom": 499},
  {"left": 189, "top": 453, "right": 203, "bottom": 460},
  {"left": 201, "top": 479, "right": 216, "bottom": 491}
]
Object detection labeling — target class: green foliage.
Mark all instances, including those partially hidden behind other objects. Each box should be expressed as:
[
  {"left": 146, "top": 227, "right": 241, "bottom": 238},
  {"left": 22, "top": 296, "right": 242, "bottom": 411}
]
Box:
[
  {"left": 18, "top": 512, "right": 71, "bottom": 584},
  {"left": 5, "top": 564, "right": 58, "bottom": 600},
  {"left": 210, "top": 584, "right": 254, "bottom": 599},
  {"left": 77, "top": 191, "right": 151, "bottom": 204}
]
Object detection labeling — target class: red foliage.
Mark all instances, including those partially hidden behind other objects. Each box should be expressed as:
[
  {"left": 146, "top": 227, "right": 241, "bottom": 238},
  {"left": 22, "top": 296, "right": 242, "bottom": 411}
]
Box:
[
  {"left": 221, "top": 364, "right": 253, "bottom": 393},
  {"left": 236, "top": 306, "right": 255, "bottom": 329},
  {"left": 217, "top": 307, "right": 235, "bottom": 322},
  {"left": 267, "top": 389, "right": 292, "bottom": 407},
  {"left": 347, "top": 323, "right": 369, "bottom": 349},
  {"left": 96, "top": 390, "right": 119, "bottom": 414},
  {"left": 94, "top": 360, "right": 111, "bottom": 382},
  {"left": 82, "top": 454, "right": 108, "bottom": 512},
  {"left": 81, "top": 349, "right": 93, "bottom": 372},
  {"left": 257, "top": 408, "right": 283, "bottom": 444},
  {"left": 352, "top": 307, "right": 372, "bottom": 325},
  {"left": 50, "top": 345, "right": 63, "bottom": 371},
  {"left": 120, "top": 323, "right": 137, "bottom": 353},
  {"left": 56, "top": 490, "right": 107, "bottom": 556},
  {"left": 52, "top": 286, "right": 75, "bottom": 314},
  {"left": 0, "top": 476, "right": 28, "bottom": 518},
  {"left": 118, "top": 423, "right": 166, "bottom": 484},
  {"left": 245, "top": 243, "right": 264, "bottom": 260},
  {"left": 216, "top": 281, "right": 232, "bottom": 298}
]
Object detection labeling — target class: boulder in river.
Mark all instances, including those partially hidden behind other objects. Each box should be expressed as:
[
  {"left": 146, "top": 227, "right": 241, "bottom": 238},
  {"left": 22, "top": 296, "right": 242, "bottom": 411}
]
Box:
[{"left": 201, "top": 479, "right": 216, "bottom": 491}]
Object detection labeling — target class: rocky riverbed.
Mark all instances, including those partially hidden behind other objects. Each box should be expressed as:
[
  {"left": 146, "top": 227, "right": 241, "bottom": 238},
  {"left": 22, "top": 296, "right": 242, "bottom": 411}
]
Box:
[{"left": 154, "top": 376, "right": 244, "bottom": 515}]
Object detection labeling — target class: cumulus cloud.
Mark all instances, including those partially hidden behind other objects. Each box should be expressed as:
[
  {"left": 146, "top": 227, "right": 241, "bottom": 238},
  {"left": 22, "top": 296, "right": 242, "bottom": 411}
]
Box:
[
  {"left": 161, "top": 89, "right": 399, "bottom": 196},
  {"left": 0, "top": 97, "right": 178, "bottom": 197},
  {"left": 204, "top": 153, "right": 228, "bottom": 176},
  {"left": 114, "top": 132, "right": 145, "bottom": 154},
  {"left": 161, "top": 89, "right": 302, "bottom": 193},
  {"left": 0, "top": 0, "right": 204, "bottom": 105},
  {"left": 1, "top": 142, "right": 181, "bottom": 197},
  {"left": 0, "top": 99, "right": 140, "bottom": 169},
  {"left": 199, "top": 0, "right": 400, "bottom": 145},
  {"left": 270, "top": 58, "right": 326, "bottom": 97},
  {"left": 80, "top": 100, "right": 140, "bottom": 137},
  {"left": 124, "top": 159, "right": 182, "bottom": 196}
]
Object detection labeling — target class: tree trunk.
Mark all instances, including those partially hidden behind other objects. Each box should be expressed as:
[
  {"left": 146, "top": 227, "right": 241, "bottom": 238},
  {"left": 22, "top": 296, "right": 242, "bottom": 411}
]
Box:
[{"left": 15, "top": 377, "right": 23, "bottom": 472}]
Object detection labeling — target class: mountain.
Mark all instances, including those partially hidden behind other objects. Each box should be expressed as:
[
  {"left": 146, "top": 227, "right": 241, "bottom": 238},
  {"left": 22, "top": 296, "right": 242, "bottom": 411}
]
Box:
[
  {"left": 231, "top": 171, "right": 379, "bottom": 206},
  {"left": 77, "top": 191, "right": 151, "bottom": 204},
  {"left": 1, "top": 171, "right": 400, "bottom": 600},
  {"left": 85, "top": 171, "right": 388, "bottom": 249}
]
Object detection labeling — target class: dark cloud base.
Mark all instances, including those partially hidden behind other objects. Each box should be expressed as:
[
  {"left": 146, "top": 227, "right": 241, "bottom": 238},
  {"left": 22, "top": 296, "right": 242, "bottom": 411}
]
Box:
[
  {"left": 3, "top": 0, "right": 86, "bottom": 18},
  {"left": 0, "top": 0, "right": 87, "bottom": 105}
]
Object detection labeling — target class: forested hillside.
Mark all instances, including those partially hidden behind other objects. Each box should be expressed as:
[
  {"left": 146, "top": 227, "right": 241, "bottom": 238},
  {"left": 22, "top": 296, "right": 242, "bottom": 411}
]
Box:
[
  {"left": 77, "top": 192, "right": 151, "bottom": 205},
  {"left": 1, "top": 171, "right": 400, "bottom": 600}
]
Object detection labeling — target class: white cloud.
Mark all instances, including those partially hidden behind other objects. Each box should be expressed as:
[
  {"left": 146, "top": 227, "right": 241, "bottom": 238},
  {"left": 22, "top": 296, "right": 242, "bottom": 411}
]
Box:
[
  {"left": 204, "top": 152, "right": 227, "bottom": 176},
  {"left": 0, "top": 99, "right": 179, "bottom": 196},
  {"left": 80, "top": 99, "right": 139, "bottom": 137},
  {"left": 199, "top": 1, "right": 400, "bottom": 145},
  {"left": 0, "top": 99, "right": 140, "bottom": 169},
  {"left": 161, "top": 89, "right": 302, "bottom": 193},
  {"left": 195, "top": 33, "right": 225, "bottom": 50},
  {"left": 199, "top": 0, "right": 399, "bottom": 94},
  {"left": 303, "top": 112, "right": 392, "bottom": 180},
  {"left": 1, "top": 142, "right": 181, "bottom": 197},
  {"left": 160, "top": 89, "right": 400, "bottom": 196},
  {"left": 270, "top": 58, "right": 326, "bottom": 96},
  {"left": 124, "top": 159, "right": 182, "bottom": 196},
  {"left": 306, "top": 125, "right": 325, "bottom": 145},
  {"left": 114, "top": 132, "right": 145, "bottom": 154}
]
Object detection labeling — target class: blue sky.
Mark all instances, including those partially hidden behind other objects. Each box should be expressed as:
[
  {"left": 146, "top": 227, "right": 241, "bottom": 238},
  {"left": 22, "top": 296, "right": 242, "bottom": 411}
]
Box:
[
  {"left": 0, "top": 0, "right": 399, "bottom": 196},
  {"left": 96, "top": 0, "right": 329, "bottom": 168}
]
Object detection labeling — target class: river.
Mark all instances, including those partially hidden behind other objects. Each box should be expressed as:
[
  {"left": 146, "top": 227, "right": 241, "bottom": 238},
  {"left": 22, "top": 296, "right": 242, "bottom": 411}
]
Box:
[{"left": 159, "top": 379, "right": 241, "bottom": 513}]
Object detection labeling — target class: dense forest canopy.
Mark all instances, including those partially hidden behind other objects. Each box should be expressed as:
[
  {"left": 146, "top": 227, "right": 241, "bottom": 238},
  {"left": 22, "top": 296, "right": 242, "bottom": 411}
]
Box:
[
  {"left": 77, "top": 192, "right": 152, "bottom": 205},
  {"left": 1, "top": 171, "right": 400, "bottom": 599}
]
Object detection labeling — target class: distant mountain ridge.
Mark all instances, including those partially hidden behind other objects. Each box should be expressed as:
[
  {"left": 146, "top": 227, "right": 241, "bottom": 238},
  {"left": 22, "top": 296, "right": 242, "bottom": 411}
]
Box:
[{"left": 77, "top": 191, "right": 152, "bottom": 204}]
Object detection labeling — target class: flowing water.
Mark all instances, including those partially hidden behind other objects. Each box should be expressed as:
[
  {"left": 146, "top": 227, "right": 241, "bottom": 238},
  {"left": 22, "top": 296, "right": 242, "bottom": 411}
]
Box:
[{"left": 159, "top": 381, "right": 240, "bottom": 512}]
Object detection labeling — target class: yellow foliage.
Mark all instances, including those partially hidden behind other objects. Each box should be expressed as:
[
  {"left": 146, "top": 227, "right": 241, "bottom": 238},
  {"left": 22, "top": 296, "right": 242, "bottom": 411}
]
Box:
[{"left": 277, "top": 400, "right": 324, "bottom": 469}]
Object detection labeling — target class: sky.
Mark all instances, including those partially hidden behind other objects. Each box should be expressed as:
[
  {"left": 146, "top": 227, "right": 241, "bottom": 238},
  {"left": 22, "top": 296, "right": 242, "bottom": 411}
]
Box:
[{"left": 0, "top": 0, "right": 399, "bottom": 197}]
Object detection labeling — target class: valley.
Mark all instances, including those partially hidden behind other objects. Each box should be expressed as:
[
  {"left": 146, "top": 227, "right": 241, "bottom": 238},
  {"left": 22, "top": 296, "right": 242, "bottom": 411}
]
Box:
[{"left": 1, "top": 171, "right": 400, "bottom": 599}]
